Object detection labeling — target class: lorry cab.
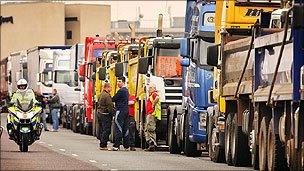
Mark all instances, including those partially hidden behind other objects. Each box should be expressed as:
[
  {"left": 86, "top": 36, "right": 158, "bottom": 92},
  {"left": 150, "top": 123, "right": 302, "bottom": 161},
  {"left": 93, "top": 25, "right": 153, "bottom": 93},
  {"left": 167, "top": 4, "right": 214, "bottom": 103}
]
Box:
[{"left": 269, "top": 8, "right": 291, "bottom": 28}]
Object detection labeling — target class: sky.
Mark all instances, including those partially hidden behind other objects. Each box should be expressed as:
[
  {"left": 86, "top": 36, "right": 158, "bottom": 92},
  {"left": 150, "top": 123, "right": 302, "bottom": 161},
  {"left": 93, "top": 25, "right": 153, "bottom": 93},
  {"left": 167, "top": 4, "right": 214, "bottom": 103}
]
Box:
[{"left": 1, "top": 1, "right": 186, "bottom": 27}]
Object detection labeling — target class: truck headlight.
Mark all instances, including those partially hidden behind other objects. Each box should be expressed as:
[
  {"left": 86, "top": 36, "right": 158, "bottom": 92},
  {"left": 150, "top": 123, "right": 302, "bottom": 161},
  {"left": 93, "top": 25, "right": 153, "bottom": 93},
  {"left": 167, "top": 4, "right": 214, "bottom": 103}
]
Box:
[{"left": 199, "top": 112, "right": 207, "bottom": 130}]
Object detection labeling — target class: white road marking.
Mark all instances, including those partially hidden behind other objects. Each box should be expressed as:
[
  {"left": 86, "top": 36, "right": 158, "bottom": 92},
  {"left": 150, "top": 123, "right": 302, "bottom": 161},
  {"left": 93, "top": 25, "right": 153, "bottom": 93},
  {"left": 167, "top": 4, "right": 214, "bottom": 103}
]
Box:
[
  {"left": 72, "top": 154, "right": 78, "bottom": 157},
  {"left": 59, "top": 148, "right": 66, "bottom": 152},
  {"left": 89, "top": 160, "right": 97, "bottom": 163},
  {"left": 38, "top": 141, "right": 45, "bottom": 144},
  {"left": 110, "top": 169, "right": 118, "bottom": 171},
  {"left": 48, "top": 144, "right": 53, "bottom": 147},
  {"left": 102, "top": 164, "right": 108, "bottom": 166}
]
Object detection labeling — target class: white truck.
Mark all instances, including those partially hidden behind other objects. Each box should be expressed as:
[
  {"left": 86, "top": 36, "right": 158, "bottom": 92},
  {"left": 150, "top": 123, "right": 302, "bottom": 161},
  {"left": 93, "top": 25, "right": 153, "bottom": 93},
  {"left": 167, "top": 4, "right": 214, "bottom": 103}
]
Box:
[
  {"left": 7, "top": 51, "right": 27, "bottom": 97},
  {"left": 69, "top": 44, "right": 85, "bottom": 133},
  {"left": 52, "top": 45, "right": 84, "bottom": 129},
  {"left": 26, "top": 46, "right": 71, "bottom": 122}
]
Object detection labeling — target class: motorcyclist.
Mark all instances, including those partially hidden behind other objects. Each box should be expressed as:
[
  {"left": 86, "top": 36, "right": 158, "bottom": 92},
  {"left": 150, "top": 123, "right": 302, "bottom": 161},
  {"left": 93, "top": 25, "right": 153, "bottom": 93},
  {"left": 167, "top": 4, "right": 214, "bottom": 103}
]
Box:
[{"left": 10, "top": 79, "right": 38, "bottom": 105}]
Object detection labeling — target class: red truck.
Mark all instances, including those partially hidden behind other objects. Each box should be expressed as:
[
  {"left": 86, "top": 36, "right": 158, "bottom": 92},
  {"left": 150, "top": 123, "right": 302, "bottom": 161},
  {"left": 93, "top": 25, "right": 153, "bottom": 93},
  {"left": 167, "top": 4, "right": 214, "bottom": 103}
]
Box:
[{"left": 78, "top": 35, "right": 115, "bottom": 135}]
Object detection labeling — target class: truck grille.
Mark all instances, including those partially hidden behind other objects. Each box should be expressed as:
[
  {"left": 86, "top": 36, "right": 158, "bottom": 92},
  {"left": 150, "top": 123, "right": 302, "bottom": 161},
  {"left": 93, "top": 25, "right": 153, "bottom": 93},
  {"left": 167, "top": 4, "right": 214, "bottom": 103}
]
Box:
[{"left": 164, "top": 86, "right": 182, "bottom": 104}]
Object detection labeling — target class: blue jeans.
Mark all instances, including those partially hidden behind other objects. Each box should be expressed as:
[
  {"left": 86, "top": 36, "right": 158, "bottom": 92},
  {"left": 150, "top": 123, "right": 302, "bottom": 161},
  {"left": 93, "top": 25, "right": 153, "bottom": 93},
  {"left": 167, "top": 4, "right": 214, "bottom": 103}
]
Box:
[{"left": 51, "top": 108, "right": 59, "bottom": 130}]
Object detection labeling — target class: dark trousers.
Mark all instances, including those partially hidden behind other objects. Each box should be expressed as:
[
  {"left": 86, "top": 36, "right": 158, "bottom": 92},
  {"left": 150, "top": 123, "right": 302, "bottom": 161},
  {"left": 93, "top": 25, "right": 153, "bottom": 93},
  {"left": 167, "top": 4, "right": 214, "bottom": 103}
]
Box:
[
  {"left": 129, "top": 116, "right": 136, "bottom": 147},
  {"left": 99, "top": 113, "right": 112, "bottom": 148},
  {"left": 114, "top": 110, "right": 130, "bottom": 148}
]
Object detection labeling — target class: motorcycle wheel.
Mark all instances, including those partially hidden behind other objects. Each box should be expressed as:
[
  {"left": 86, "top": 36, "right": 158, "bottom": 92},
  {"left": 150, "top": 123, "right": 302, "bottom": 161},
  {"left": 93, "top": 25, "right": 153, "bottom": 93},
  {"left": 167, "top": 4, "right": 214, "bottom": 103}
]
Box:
[{"left": 19, "top": 134, "right": 29, "bottom": 152}]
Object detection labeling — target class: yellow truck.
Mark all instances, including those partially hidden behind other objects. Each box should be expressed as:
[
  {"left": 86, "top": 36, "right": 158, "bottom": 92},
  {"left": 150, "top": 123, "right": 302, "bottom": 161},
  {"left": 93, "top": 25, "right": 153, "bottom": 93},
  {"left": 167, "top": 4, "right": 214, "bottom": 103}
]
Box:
[{"left": 206, "top": 0, "right": 281, "bottom": 167}]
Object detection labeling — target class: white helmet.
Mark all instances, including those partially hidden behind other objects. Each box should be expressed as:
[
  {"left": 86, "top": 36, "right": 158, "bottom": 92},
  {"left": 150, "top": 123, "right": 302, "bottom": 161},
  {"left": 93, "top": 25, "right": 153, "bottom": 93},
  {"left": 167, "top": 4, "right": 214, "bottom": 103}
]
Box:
[{"left": 17, "top": 79, "right": 28, "bottom": 92}]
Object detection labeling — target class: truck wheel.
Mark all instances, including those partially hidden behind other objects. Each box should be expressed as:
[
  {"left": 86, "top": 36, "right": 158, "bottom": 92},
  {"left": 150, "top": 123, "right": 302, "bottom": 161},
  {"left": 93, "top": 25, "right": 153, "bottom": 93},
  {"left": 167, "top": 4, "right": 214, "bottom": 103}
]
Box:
[
  {"left": 168, "top": 110, "right": 180, "bottom": 154},
  {"left": 208, "top": 114, "right": 224, "bottom": 162},
  {"left": 267, "top": 118, "right": 288, "bottom": 171},
  {"left": 251, "top": 130, "right": 259, "bottom": 170},
  {"left": 231, "top": 114, "right": 251, "bottom": 166},
  {"left": 225, "top": 113, "right": 233, "bottom": 165},
  {"left": 71, "top": 107, "right": 77, "bottom": 133},
  {"left": 184, "top": 114, "right": 201, "bottom": 157},
  {"left": 62, "top": 109, "right": 67, "bottom": 128},
  {"left": 259, "top": 117, "right": 268, "bottom": 170},
  {"left": 301, "top": 142, "right": 304, "bottom": 170}
]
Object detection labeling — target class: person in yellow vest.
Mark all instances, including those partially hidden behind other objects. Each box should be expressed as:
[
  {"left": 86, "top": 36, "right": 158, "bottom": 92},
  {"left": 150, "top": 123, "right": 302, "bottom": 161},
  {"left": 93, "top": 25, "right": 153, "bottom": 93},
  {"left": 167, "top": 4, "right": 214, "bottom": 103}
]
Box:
[
  {"left": 144, "top": 83, "right": 161, "bottom": 151},
  {"left": 10, "top": 79, "right": 38, "bottom": 104}
]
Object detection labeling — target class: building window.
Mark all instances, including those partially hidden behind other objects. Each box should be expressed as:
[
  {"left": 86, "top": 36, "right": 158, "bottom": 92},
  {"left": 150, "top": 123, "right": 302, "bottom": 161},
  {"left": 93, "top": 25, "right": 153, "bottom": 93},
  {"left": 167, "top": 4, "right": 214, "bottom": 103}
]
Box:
[{"left": 66, "top": 30, "right": 72, "bottom": 39}]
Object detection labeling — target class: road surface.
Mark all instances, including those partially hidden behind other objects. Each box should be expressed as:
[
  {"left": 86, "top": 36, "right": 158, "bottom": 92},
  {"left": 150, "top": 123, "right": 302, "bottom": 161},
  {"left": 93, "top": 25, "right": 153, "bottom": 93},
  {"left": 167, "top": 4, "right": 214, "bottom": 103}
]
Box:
[{"left": 1, "top": 114, "right": 253, "bottom": 170}]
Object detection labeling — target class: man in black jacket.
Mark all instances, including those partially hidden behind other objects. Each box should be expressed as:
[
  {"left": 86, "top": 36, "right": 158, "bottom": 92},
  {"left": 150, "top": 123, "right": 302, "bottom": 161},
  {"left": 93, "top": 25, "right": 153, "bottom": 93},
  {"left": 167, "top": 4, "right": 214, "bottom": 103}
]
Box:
[{"left": 110, "top": 76, "right": 129, "bottom": 151}]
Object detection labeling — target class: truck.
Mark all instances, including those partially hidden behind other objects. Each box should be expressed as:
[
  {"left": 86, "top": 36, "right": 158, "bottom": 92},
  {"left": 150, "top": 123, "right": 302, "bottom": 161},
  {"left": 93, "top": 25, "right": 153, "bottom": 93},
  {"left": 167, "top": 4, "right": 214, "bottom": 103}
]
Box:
[
  {"left": 168, "top": 0, "right": 215, "bottom": 157},
  {"left": 78, "top": 36, "right": 115, "bottom": 135},
  {"left": 208, "top": 1, "right": 303, "bottom": 170},
  {"left": 134, "top": 15, "right": 183, "bottom": 149},
  {"left": 7, "top": 51, "right": 27, "bottom": 97},
  {"left": 205, "top": 0, "right": 281, "bottom": 167},
  {"left": 0, "top": 58, "right": 8, "bottom": 100},
  {"left": 52, "top": 48, "right": 82, "bottom": 129},
  {"left": 251, "top": 2, "right": 303, "bottom": 170},
  {"left": 27, "top": 46, "right": 71, "bottom": 97},
  {"left": 69, "top": 44, "right": 86, "bottom": 133}
]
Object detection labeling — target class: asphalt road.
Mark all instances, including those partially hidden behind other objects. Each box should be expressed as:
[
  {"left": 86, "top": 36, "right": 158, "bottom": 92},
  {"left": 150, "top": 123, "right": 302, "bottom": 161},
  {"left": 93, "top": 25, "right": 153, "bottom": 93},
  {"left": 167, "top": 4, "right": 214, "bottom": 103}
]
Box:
[{"left": 1, "top": 113, "right": 253, "bottom": 170}]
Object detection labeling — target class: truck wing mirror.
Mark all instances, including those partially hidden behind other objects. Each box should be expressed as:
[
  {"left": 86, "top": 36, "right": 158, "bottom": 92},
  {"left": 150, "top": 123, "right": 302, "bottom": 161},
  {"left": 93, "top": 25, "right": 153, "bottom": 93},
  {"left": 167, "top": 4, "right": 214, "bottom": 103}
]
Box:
[
  {"left": 115, "top": 62, "right": 124, "bottom": 77},
  {"left": 98, "top": 67, "right": 106, "bottom": 80},
  {"left": 91, "top": 73, "right": 96, "bottom": 81},
  {"left": 180, "top": 38, "right": 190, "bottom": 58},
  {"left": 207, "top": 44, "right": 219, "bottom": 67},
  {"left": 92, "top": 62, "right": 97, "bottom": 73},
  {"left": 180, "top": 58, "right": 190, "bottom": 67},
  {"left": 138, "top": 57, "right": 150, "bottom": 74},
  {"left": 112, "top": 53, "right": 120, "bottom": 61}
]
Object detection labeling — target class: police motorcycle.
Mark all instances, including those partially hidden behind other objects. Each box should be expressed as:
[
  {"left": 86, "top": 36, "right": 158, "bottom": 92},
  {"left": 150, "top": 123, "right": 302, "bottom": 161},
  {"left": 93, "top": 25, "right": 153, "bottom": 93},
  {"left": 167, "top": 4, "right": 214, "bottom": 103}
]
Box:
[{"left": 7, "top": 99, "right": 43, "bottom": 152}]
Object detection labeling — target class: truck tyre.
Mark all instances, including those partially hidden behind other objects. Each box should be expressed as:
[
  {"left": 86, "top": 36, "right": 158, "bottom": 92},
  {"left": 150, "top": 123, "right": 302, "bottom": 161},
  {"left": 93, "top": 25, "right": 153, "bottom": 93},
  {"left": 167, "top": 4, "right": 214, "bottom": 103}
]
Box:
[
  {"left": 267, "top": 118, "right": 288, "bottom": 171},
  {"left": 251, "top": 130, "right": 259, "bottom": 170},
  {"left": 184, "top": 114, "right": 201, "bottom": 157},
  {"left": 208, "top": 113, "right": 224, "bottom": 162},
  {"left": 168, "top": 109, "right": 180, "bottom": 154},
  {"left": 259, "top": 117, "right": 268, "bottom": 171},
  {"left": 225, "top": 113, "right": 233, "bottom": 165},
  {"left": 80, "top": 108, "right": 86, "bottom": 134},
  {"left": 231, "top": 114, "right": 251, "bottom": 166},
  {"left": 71, "top": 107, "right": 77, "bottom": 133},
  {"left": 301, "top": 142, "right": 304, "bottom": 171}
]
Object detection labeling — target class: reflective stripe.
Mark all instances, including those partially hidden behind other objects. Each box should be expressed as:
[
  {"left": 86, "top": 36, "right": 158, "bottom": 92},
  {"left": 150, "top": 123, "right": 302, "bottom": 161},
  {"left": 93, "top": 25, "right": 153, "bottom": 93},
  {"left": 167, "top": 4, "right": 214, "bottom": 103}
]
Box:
[{"left": 115, "top": 111, "right": 122, "bottom": 133}]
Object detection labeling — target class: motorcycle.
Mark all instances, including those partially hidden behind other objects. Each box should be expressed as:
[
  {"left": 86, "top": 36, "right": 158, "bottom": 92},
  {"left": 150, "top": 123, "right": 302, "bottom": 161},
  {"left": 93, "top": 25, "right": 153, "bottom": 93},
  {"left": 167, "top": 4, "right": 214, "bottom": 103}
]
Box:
[{"left": 7, "top": 99, "right": 43, "bottom": 152}]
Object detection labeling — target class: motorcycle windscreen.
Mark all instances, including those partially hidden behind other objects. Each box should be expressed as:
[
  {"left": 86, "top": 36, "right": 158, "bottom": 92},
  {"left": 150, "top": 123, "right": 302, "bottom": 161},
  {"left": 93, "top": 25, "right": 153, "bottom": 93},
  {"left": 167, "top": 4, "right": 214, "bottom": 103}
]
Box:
[{"left": 17, "top": 99, "right": 33, "bottom": 112}]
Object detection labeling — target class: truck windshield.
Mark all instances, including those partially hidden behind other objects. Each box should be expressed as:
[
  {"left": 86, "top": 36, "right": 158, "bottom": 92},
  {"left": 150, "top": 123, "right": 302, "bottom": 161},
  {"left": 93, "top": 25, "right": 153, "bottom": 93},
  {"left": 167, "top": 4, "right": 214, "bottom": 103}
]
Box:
[
  {"left": 42, "top": 71, "right": 53, "bottom": 87},
  {"left": 155, "top": 48, "right": 182, "bottom": 78},
  {"left": 54, "top": 71, "right": 77, "bottom": 86},
  {"left": 93, "top": 49, "right": 102, "bottom": 58}
]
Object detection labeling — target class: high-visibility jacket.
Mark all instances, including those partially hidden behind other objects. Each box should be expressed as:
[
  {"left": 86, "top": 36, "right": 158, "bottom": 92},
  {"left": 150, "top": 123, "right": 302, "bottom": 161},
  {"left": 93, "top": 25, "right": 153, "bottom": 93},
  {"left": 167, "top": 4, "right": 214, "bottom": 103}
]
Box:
[{"left": 11, "top": 89, "right": 38, "bottom": 104}]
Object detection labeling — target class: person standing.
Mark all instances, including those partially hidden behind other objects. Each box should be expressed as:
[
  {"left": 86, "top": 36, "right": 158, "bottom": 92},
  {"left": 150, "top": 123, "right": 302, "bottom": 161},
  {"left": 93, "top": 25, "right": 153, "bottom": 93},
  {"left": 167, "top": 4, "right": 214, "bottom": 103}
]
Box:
[
  {"left": 145, "top": 83, "right": 161, "bottom": 151},
  {"left": 111, "top": 76, "right": 129, "bottom": 151},
  {"left": 128, "top": 94, "right": 136, "bottom": 151},
  {"left": 47, "top": 89, "right": 61, "bottom": 132},
  {"left": 97, "top": 83, "right": 114, "bottom": 150},
  {"left": 36, "top": 92, "right": 49, "bottom": 131}
]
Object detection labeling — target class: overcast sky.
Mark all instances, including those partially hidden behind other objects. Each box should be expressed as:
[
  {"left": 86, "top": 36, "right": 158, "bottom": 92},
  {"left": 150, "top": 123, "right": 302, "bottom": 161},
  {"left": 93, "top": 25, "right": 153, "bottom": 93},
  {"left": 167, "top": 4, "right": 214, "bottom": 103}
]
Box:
[
  {"left": 1, "top": 1, "right": 186, "bottom": 27},
  {"left": 66, "top": 1, "right": 186, "bottom": 27}
]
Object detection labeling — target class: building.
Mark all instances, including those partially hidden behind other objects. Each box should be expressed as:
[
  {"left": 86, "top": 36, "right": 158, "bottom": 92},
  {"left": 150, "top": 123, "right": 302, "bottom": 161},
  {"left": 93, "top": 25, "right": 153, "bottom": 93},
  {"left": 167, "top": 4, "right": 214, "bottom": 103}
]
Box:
[
  {"left": 0, "top": 2, "right": 65, "bottom": 61},
  {"left": 65, "top": 4, "right": 111, "bottom": 45},
  {"left": 0, "top": 2, "right": 111, "bottom": 61}
]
